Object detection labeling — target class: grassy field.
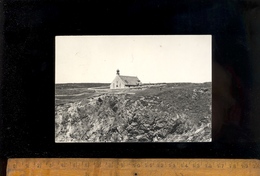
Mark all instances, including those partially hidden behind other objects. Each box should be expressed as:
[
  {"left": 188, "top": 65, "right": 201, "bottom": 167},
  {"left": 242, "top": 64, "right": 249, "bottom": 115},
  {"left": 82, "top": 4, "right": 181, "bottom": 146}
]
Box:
[
  {"left": 55, "top": 83, "right": 110, "bottom": 105},
  {"left": 55, "top": 82, "right": 211, "bottom": 105}
]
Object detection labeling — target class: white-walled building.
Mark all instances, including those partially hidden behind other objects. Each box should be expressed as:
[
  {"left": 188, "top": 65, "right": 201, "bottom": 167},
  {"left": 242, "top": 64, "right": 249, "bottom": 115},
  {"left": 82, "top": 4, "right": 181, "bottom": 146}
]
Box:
[{"left": 110, "top": 70, "right": 142, "bottom": 89}]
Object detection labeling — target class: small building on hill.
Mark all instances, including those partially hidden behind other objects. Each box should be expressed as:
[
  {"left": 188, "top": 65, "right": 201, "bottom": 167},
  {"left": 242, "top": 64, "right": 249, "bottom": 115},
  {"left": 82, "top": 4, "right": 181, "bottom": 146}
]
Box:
[{"left": 110, "top": 69, "right": 142, "bottom": 89}]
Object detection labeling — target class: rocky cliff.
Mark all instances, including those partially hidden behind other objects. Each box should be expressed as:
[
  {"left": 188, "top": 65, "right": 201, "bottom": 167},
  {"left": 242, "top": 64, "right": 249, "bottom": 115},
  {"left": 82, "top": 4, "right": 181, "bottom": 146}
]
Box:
[{"left": 55, "top": 86, "right": 211, "bottom": 142}]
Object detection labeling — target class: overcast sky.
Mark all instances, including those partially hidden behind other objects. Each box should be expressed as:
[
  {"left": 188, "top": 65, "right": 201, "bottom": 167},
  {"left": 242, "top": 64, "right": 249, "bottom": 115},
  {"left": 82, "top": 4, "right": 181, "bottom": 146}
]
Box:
[{"left": 55, "top": 35, "right": 211, "bottom": 84}]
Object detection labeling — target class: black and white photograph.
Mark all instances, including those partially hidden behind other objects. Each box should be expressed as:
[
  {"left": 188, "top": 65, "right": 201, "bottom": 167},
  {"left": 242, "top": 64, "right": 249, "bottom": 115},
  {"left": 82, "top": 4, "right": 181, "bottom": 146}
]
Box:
[
  {"left": 55, "top": 35, "right": 212, "bottom": 142},
  {"left": 2, "top": 1, "right": 260, "bottom": 174}
]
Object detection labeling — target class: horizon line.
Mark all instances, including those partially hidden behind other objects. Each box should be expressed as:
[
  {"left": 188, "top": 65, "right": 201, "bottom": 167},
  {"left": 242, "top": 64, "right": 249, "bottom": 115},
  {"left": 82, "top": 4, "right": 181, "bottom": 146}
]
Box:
[{"left": 55, "top": 81, "right": 212, "bottom": 84}]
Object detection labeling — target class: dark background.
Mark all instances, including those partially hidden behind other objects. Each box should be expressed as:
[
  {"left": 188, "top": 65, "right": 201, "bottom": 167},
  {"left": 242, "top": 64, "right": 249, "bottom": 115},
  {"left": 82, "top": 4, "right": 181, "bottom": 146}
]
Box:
[{"left": 1, "top": 0, "right": 260, "bottom": 173}]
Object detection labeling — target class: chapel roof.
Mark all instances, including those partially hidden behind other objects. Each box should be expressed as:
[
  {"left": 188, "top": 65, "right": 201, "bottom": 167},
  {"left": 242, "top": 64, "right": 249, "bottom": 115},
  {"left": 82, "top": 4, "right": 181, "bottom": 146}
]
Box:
[{"left": 119, "top": 75, "right": 141, "bottom": 85}]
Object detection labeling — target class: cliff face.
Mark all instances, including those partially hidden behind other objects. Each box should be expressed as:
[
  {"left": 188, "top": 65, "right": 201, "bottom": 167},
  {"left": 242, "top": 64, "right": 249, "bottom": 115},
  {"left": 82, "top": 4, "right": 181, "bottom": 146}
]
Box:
[{"left": 55, "top": 86, "right": 211, "bottom": 142}]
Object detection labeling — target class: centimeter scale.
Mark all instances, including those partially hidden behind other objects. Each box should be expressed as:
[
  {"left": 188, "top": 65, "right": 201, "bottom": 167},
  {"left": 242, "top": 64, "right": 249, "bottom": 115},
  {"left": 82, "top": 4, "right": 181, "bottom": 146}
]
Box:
[{"left": 7, "top": 158, "right": 260, "bottom": 176}]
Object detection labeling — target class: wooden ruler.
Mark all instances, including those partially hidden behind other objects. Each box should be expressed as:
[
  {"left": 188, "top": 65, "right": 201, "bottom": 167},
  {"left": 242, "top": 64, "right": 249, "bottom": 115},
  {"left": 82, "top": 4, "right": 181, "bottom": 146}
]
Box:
[{"left": 7, "top": 158, "right": 260, "bottom": 176}]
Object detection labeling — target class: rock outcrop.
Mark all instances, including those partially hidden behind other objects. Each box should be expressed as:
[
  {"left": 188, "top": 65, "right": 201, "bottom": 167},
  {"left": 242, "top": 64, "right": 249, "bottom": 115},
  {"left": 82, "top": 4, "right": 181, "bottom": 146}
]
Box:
[{"left": 55, "top": 86, "right": 211, "bottom": 142}]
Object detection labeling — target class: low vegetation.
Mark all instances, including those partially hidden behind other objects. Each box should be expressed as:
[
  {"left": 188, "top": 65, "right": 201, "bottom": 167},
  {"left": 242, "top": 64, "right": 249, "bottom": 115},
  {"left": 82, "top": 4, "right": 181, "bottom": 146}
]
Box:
[{"left": 55, "top": 83, "right": 110, "bottom": 105}]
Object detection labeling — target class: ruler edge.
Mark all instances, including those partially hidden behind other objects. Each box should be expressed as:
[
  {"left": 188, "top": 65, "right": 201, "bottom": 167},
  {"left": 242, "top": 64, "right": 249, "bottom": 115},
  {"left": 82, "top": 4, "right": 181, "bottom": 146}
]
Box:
[
  {"left": 7, "top": 158, "right": 260, "bottom": 161},
  {"left": 7, "top": 158, "right": 260, "bottom": 167}
]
